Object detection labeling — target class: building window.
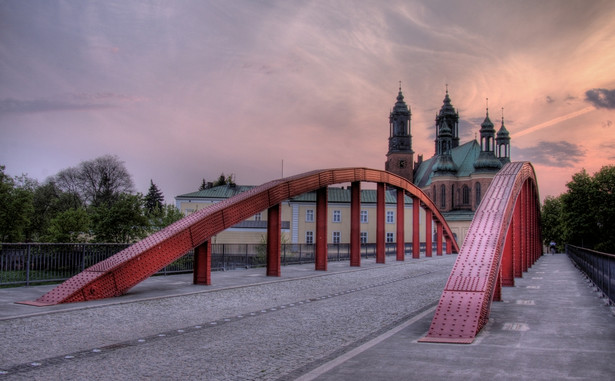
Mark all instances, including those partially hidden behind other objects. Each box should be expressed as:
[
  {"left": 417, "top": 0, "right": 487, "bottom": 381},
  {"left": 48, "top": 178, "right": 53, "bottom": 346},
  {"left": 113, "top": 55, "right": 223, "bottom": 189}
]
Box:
[
  {"left": 475, "top": 182, "right": 482, "bottom": 207},
  {"left": 360, "top": 231, "right": 368, "bottom": 243},
  {"left": 254, "top": 212, "right": 262, "bottom": 221},
  {"left": 451, "top": 184, "right": 455, "bottom": 209},
  {"left": 462, "top": 185, "right": 470, "bottom": 205},
  {"left": 360, "top": 210, "right": 368, "bottom": 223},
  {"left": 440, "top": 185, "right": 446, "bottom": 209},
  {"left": 386, "top": 211, "right": 395, "bottom": 223},
  {"left": 386, "top": 232, "right": 394, "bottom": 243},
  {"left": 306, "top": 209, "right": 314, "bottom": 222},
  {"left": 306, "top": 231, "right": 314, "bottom": 244},
  {"left": 332, "top": 231, "right": 341, "bottom": 244},
  {"left": 333, "top": 210, "right": 341, "bottom": 223}
]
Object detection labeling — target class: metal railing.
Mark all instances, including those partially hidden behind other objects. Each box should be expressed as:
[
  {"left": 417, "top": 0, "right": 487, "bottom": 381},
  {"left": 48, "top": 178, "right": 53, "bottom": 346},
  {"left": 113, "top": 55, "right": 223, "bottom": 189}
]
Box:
[
  {"left": 0, "top": 241, "right": 446, "bottom": 286},
  {"left": 567, "top": 244, "right": 615, "bottom": 305}
]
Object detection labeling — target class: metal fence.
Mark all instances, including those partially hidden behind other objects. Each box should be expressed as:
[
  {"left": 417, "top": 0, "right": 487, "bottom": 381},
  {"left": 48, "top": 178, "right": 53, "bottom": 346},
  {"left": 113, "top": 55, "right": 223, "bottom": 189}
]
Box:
[
  {"left": 567, "top": 244, "right": 615, "bottom": 305},
  {"left": 0, "top": 241, "right": 446, "bottom": 286}
]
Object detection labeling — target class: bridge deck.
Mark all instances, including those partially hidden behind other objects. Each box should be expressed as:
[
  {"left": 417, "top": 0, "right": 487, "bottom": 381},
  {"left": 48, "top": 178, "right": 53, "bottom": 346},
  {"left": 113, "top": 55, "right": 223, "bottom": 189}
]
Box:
[{"left": 1, "top": 254, "right": 614, "bottom": 380}]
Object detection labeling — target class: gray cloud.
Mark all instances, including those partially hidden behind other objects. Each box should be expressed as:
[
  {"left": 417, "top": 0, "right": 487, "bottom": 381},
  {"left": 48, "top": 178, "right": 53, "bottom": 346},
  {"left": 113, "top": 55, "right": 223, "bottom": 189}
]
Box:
[
  {"left": 546, "top": 95, "right": 554, "bottom": 103},
  {"left": 585, "top": 88, "right": 615, "bottom": 109},
  {"left": 514, "top": 140, "right": 586, "bottom": 167},
  {"left": 0, "top": 93, "right": 145, "bottom": 115},
  {"left": 599, "top": 141, "right": 615, "bottom": 160},
  {"left": 602, "top": 120, "right": 613, "bottom": 128},
  {"left": 0, "top": 98, "right": 113, "bottom": 115}
]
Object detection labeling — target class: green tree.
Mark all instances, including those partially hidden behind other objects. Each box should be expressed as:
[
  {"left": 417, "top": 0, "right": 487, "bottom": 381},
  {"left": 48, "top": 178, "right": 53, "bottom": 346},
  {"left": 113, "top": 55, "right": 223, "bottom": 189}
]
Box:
[
  {"left": 0, "top": 166, "right": 34, "bottom": 242},
  {"left": 147, "top": 204, "right": 184, "bottom": 232},
  {"left": 90, "top": 193, "right": 148, "bottom": 243},
  {"left": 144, "top": 179, "right": 164, "bottom": 214},
  {"left": 561, "top": 169, "right": 600, "bottom": 249},
  {"left": 541, "top": 195, "right": 564, "bottom": 251},
  {"left": 592, "top": 166, "right": 615, "bottom": 252},
  {"left": 198, "top": 178, "right": 209, "bottom": 191},
  {"left": 45, "top": 208, "right": 90, "bottom": 243},
  {"left": 213, "top": 173, "right": 235, "bottom": 187}
]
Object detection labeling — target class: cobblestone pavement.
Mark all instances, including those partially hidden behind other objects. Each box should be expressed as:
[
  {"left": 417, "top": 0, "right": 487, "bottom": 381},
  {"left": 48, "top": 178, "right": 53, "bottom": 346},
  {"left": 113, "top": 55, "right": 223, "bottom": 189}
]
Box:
[{"left": 0, "top": 256, "right": 456, "bottom": 380}]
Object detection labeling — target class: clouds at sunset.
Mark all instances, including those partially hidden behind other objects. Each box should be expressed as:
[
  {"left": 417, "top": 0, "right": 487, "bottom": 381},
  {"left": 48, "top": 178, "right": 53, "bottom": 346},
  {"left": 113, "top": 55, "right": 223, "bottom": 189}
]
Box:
[{"left": 1, "top": 0, "right": 614, "bottom": 202}]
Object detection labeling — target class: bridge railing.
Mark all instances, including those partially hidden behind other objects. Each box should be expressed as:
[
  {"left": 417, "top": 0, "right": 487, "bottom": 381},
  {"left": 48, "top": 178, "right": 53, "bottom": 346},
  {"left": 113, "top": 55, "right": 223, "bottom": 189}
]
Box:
[
  {"left": 567, "top": 244, "right": 615, "bottom": 305},
  {"left": 1, "top": 241, "right": 446, "bottom": 286}
]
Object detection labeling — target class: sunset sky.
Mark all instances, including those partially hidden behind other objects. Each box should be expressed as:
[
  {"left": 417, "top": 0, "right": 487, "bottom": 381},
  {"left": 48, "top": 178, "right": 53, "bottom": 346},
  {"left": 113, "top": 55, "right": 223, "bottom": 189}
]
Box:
[{"left": 1, "top": 0, "right": 614, "bottom": 203}]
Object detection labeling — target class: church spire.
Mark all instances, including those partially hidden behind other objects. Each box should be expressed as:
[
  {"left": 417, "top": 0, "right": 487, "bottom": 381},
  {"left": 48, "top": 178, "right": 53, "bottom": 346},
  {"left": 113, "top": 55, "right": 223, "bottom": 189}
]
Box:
[
  {"left": 435, "top": 85, "right": 460, "bottom": 155},
  {"left": 474, "top": 98, "right": 502, "bottom": 171},
  {"left": 496, "top": 107, "right": 511, "bottom": 164},
  {"left": 385, "top": 83, "right": 414, "bottom": 181}
]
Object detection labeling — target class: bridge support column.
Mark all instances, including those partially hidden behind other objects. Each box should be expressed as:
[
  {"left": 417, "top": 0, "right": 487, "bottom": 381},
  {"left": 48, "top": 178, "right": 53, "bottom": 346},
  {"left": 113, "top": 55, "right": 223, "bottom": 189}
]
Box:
[
  {"left": 513, "top": 196, "right": 522, "bottom": 278},
  {"left": 436, "top": 221, "right": 443, "bottom": 256},
  {"left": 501, "top": 218, "right": 514, "bottom": 286},
  {"left": 412, "top": 196, "right": 420, "bottom": 258},
  {"left": 267, "top": 204, "right": 281, "bottom": 277},
  {"left": 396, "top": 188, "right": 405, "bottom": 261},
  {"left": 315, "top": 187, "right": 328, "bottom": 271},
  {"left": 521, "top": 182, "right": 528, "bottom": 273},
  {"left": 445, "top": 235, "right": 453, "bottom": 255},
  {"left": 193, "top": 240, "right": 211, "bottom": 285},
  {"left": 425, "top": 208, "right": 433, "bottom": 257},
  {"left": 376, "top": 183, "right": 385, "bottom": 264},
  {"left": 350, "top": 181, "right": 361, "bottom": 267}
]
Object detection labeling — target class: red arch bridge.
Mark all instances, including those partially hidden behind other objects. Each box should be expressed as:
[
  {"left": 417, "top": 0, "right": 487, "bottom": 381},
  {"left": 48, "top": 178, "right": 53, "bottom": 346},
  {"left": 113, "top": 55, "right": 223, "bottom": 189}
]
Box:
[{"left": 23, "top": 162, "right": 541, "bottom": 344}]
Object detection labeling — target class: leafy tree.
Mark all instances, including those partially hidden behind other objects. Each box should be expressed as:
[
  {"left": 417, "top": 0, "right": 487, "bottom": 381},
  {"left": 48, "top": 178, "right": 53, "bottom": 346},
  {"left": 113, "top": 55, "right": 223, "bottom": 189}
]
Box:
[
  {"left": 199, "top": 178, "right": 209, "bottom": 191},
  {"left": 147, "top": 204, "right": 184, "bottom": 232},
  {"left": 45, "top": 208, "right": 90, "bottom": 243},
  {"left": 144, "top": 179, "right": 164, "bottom": 214},
  {"left": 90, "top": 193, "right": 148, "bottom": 243},
  {"left": 545, "top": 165, "right": 615, "bottom": 253},
  {"left": 0, "top": 166, "right": 34, "bottom": 242},
  {"left": 541, "top": 195, "right": 564, "bottom": 251},
  {"left": 55, "top": 155, "right": 134, "bottom": 206},
  {"left": 212, "top": 173, "right": 236, "bottom": 187}
]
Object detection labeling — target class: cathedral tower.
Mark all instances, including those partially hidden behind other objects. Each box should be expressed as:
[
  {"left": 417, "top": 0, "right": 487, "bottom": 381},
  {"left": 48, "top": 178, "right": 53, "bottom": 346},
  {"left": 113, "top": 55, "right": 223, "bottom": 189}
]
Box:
[{"left": 385, "top": 84, "right": 414, "bottom": 181}]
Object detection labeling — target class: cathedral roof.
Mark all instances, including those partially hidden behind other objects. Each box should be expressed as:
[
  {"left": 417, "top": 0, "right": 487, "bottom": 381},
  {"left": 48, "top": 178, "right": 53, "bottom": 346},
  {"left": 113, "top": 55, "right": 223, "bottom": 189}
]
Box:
[
  {"left": 392, "top": 88, "right": 410, "bottom": 114},
  {"left": 480, "top": 110, "right": 495, "bottom": 131},
  {"left": 414, "top": 140, "right": 481, "bottom": 187},
  {"left": 496, "top": 118, "right": 510, "bottom": 140}
]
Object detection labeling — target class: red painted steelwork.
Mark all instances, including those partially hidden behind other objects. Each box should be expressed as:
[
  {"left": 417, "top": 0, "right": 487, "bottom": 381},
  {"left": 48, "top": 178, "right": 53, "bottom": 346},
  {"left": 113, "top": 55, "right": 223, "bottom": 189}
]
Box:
[
  {"left": 420, "top": 162, "right": 541, "bottom": 344},
  {"left": 315, "top": 187, "right": 328, "bottom": 271},
  {"left": 425, "top": 208, "right": 433, "bottom": 257},
  {"left": 350, "top": 181, "right": 361, "bottom": 267},
  {"left": 266, "top": 204, "right": 281, "bottom": 277},
  {"left": 193, "top": 240, "right": 211, "bottom": 285},
  {"left": 376, "top": 183, "right": 385, "bottom": 264},
  {"left": 436, "top": 222, "right": 443, "bottom": 255},
  {"left": 412, "top": 196, "right": 420, "bottom": 258},
  {"left": 396, "top": 188, "right": 405, "bottom": 261},
  {"left": 26, "top": 168, "right": 458, "bottom": 306}
]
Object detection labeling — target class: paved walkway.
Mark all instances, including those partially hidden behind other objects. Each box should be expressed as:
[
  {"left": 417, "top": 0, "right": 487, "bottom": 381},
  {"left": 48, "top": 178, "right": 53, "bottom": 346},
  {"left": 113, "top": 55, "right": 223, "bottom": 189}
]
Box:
[
  {"left": 300, "top": 254, "right": 615, "bottom": 380},
  {"left": 1, "top": 254, "right": 614, "bottom": 380}
]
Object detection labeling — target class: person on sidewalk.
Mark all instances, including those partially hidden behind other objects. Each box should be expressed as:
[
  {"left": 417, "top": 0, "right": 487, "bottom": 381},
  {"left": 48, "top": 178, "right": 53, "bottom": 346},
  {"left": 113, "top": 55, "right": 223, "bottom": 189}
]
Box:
[{"left": 549, "top": 240, "right": 556, "bottom": 254}]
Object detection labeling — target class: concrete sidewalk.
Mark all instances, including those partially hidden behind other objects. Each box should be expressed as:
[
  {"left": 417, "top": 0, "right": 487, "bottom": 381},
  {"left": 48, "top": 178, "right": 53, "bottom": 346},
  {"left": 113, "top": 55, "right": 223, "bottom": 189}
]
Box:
[{"left": 297, "top": 254, "right": 615, "bottom": 380}]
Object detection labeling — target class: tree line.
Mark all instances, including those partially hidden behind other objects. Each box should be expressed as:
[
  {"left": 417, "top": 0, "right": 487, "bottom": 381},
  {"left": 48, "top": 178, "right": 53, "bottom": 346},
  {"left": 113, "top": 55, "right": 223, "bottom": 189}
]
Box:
[
  {"left": 0, "top": 155, "right": 183, "bottom": 243},
  {"left": 541, "top": 165, "right": 615, "bottom": 254}
]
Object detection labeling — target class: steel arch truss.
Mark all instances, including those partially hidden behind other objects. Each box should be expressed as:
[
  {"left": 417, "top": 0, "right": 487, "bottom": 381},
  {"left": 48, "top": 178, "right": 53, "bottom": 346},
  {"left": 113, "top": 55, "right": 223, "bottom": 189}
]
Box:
[
  {"left": 25, "top": 168, "right": 459, "bottom": 306},
  {"left": 420, "top": 162, "right": 541, "bottom": 344}
]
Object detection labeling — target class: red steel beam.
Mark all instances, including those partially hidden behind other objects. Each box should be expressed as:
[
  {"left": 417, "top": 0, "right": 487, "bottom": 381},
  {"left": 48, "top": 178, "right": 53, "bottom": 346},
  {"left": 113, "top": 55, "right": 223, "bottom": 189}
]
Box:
[
  {"left": 412, "top": 196, "right": 420, "bottom": 258},
  {"left": 350, "top": 181, "right": 361, "bottom": 267},
  {"left": 420, "top": 162, "right": 540, "bottom": 344},
  {"left": 425, "top": 208, "right": 433, "bottom": 257},
  {"left": 436, "top": 221, "right": 443, "bottom": 256},
  {"left": 376, "top": 182, "right": 385, "bottom": 264},
  {"left": 193, "top": 240, "right": 211, "bottom": 285},
  {"left": 315, "top": 187, "right": 328, "bottom": 271},
  {"left": 396, "top": 188, "right": 405, "bottom": 261},
  {"left": 267, "top": 204, "right": 281, "bottom": 277},
  {"left": 24, "top": 167, "right": 459, "bottom": 306}
]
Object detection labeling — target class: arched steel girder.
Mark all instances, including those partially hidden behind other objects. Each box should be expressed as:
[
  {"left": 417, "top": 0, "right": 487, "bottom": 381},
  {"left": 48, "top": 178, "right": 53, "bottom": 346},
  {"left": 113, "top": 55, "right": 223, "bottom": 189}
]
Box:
[
  {"left": 420, "top": 161, "right": 541, "bottom": 344},
  {"left": 26, "top": 168, "right": 459, "bottom": 306}
]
